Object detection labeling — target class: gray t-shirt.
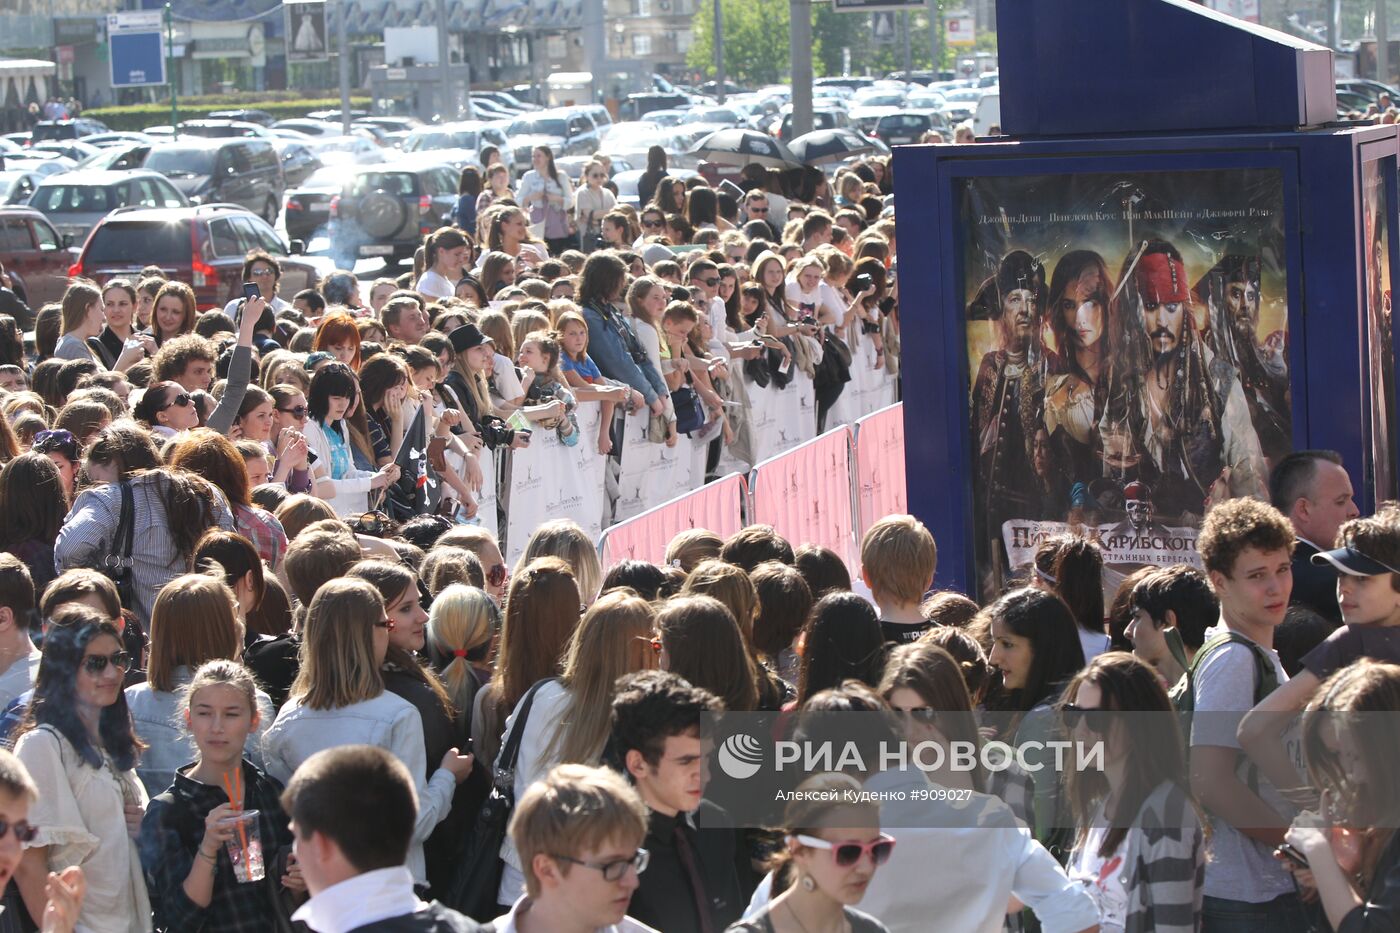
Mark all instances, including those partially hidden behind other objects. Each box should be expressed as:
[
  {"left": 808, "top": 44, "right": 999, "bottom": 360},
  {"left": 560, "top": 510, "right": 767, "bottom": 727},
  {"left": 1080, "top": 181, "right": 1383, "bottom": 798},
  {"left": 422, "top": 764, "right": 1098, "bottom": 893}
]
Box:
[{"left": 1190, "top": 622, "right": 1295, "bottom": 903}]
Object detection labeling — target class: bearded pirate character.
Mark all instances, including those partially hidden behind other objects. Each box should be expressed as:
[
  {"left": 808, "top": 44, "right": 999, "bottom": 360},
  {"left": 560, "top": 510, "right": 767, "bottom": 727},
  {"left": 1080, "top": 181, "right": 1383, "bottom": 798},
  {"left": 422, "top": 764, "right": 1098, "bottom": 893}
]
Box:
[
  {"left": 1099, "top": 238, "right": 1267, "bottom": 523},
  {"left": 969, "top": 250, "right": 1047, "bottom": 594},
  {"left": 1195, "top": 250, "right": 1291, "bottom": 465}
]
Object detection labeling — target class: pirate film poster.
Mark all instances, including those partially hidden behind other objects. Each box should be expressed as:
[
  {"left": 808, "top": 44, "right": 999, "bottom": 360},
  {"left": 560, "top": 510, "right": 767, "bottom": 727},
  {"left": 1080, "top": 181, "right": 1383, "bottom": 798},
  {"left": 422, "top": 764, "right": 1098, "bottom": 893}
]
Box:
[
  {"left": 1362, "top": 158, "right": 1397, "bottom": 504},
  {"left": 959, "top": 168, "right": 1291, "bottom": 599}
]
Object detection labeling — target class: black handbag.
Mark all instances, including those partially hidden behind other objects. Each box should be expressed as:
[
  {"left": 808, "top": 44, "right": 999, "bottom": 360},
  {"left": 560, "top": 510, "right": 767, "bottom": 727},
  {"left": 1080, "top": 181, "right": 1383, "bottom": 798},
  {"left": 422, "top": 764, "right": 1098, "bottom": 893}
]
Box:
[
  {"left": 444, "top": 678, "right": 556, "bottom": 921},
  {"left": 672, "top": 382, "right": 706, "bottom": 435},
  {"left": 103, "top": 480, "right": 136, "bottom": 611}
]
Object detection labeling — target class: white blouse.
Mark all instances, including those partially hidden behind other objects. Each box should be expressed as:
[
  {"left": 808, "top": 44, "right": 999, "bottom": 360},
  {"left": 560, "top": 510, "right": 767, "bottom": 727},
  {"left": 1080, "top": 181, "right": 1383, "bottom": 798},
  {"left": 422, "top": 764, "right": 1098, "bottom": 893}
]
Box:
[{"left": 16, "top": 726, "right": 152, "bottom": 933}]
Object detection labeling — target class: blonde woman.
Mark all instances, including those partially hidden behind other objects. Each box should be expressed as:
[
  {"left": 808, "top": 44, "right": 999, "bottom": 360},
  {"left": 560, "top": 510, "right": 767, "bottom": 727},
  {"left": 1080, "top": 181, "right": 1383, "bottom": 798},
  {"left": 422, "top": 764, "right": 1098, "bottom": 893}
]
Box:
[
  {"left": 514, "top": 519, "right": 603, "bottom": 606},
  {"left": 425, "top": 583, "right": 499, "bottom": 745},
  {"left": 495, "top": 590, "right": 657, "bottom": 907},
  {"left": 261, "top": 579, "right": 474, "bottom": 886}
]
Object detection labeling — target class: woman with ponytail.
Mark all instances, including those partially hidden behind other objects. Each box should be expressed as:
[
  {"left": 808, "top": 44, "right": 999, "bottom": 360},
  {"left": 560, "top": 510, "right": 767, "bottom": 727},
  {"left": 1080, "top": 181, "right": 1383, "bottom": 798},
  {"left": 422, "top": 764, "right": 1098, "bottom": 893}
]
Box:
[{"left": 416, "top": 227, "right": 473, "bottom": 300}]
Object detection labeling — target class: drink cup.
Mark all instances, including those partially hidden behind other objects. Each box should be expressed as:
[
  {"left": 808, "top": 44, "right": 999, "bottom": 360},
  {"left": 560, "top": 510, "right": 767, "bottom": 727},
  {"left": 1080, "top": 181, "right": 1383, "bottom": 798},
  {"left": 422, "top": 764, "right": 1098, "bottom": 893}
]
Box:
[{"left": 220, "top": 810, "right": 265, "bottom": 883}]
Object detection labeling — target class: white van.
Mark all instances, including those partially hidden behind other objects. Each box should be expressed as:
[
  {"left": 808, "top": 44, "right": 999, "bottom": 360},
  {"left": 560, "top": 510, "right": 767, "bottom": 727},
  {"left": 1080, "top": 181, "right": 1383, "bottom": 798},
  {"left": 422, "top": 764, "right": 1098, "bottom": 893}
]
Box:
[{"left": 974, "top": 91, "right": 1001, "bottom": 137}]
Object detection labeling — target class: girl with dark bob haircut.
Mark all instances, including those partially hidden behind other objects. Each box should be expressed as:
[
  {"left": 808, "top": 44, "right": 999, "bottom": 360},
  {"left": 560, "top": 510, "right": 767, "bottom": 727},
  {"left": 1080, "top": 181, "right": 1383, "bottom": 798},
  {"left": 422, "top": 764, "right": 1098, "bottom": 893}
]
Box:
[
  {"left": 306, "top": 361, "right": 360, "bottom": 423},
  {"left": 796, "top": 591, "right": 886, "bottom": 707}
]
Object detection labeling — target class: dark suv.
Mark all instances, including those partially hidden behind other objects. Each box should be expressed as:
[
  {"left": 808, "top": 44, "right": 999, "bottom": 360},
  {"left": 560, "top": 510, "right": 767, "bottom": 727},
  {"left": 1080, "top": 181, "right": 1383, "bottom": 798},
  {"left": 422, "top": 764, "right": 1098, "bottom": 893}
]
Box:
[
  {"left": 328, "top": 163, "right": 459, "bottom": 266},
  {"left": 30, "top": 119, "right": 110, "bottom": 144},
  {"left": 69, "top": 205, "right": 317, "bottom": 310},
  {"left": 144, "top": 138, "right": 285, "bottom": 222}
]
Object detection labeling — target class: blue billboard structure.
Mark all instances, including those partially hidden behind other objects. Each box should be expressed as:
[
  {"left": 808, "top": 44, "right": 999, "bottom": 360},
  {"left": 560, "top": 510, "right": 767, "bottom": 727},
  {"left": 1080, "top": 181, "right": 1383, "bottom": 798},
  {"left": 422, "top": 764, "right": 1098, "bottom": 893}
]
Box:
[
  {"left": 894, "top": 0, "right": 1400, "bottom": 599},
  {"left": 107, "top": 11, "right": 167, "bottom": 89}
]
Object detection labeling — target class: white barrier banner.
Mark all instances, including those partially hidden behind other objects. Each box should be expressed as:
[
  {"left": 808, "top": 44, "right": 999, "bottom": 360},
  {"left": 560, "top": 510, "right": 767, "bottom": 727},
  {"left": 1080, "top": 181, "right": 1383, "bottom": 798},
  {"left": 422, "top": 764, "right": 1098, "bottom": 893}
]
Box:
[{"left": 503, "top": 402, "right": 608, "bottom": 563}]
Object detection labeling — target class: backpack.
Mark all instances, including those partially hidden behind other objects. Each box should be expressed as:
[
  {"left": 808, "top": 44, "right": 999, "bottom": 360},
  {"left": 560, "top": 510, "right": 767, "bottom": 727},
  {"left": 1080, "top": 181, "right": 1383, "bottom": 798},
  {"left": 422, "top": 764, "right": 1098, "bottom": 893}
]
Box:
[{"left": 1168, "top": 630, "right": 1281, "bottom": 790}]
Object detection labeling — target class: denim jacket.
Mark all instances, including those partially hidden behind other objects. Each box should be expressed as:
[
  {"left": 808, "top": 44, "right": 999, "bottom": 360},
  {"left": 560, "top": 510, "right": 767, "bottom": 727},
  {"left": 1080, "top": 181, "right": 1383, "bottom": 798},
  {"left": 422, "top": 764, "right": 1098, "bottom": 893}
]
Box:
[{"left": 580, "top": 299, "right": 668, "bottom": 406}]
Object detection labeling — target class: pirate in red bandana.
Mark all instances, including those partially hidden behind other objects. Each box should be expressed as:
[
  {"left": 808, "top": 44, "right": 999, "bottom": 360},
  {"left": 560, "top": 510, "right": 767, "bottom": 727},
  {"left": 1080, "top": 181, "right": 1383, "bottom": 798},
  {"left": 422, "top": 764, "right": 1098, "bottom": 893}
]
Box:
[
  {"left": 1195, "top": 249, "right": 1291, "bottom": 465},
  {"left": 1100, "top": 238, "right": 1266, "bottom": 522},
  {"left": 969, "top": 249, "right": 1048, "bottom": 596}
]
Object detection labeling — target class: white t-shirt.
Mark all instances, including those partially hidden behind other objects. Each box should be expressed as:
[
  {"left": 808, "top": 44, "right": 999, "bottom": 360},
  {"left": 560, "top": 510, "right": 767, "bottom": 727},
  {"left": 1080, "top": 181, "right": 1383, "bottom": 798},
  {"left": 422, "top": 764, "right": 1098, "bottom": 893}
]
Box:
[
  {"left": 491, "top": 353, "right": 525, "bottom": 404},
  {"left": 783, "top": 277, "right": 845, "bottom": 325},
  {"left": 414, "top": 269, "right": 457, "bottom": 300},
  {"left": 1067, "top": 804, "right": 1129, "bottom": 933}
]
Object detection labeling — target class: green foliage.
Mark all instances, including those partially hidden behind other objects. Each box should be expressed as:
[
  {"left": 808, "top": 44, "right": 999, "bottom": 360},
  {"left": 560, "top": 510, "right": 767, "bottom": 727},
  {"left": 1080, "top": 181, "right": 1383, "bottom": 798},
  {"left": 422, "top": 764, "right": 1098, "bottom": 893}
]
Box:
[
  {"left": 83, "top": 97, "right": 373, "bottom": 132},
  {"left": 687, "top": 0, "right": 805, "bottom": 85}
]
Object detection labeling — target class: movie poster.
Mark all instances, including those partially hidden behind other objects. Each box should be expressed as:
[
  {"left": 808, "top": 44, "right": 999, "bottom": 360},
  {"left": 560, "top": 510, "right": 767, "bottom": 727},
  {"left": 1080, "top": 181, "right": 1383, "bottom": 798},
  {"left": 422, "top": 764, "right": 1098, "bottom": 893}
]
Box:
[
  {"left": 960, "top": 169, "right": 1291, "bottom": 600},
  {"left": 1362, "top": 160, "right": 1396, "bottom": 503}
]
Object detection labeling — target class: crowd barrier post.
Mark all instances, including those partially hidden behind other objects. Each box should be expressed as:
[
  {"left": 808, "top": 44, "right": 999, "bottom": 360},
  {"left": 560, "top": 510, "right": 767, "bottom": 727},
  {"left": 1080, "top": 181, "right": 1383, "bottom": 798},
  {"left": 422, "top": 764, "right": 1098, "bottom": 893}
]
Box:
[
  {"left": 747, "top": 425, "right": 859, "bottom": 571},
  {"left": 853, "top": 402, "right": 907, "bottom": 539},
  {"left": 597, "top": 472, "right": 749, "bottom": 567}
]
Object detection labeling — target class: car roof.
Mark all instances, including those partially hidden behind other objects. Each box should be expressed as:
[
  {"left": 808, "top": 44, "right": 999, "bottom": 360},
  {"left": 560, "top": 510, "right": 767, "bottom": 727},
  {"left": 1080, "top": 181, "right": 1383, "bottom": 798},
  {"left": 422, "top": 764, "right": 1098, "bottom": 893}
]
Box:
[{"left": 35, "top": 169, "right": 164, "bottom": 185}]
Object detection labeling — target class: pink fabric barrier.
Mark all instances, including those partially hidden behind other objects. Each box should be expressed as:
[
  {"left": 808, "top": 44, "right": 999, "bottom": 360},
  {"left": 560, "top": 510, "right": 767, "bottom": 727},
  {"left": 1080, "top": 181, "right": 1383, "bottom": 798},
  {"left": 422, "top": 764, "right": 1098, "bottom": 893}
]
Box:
[
  {"left": 854, "top": 403, "right": 907, "bottom": 538},
  {"left": 748, "top": 426, "right": 858, "bottom": 570},
  {"left": 598, "top": 472, "right": 748, "bottom": 568}
]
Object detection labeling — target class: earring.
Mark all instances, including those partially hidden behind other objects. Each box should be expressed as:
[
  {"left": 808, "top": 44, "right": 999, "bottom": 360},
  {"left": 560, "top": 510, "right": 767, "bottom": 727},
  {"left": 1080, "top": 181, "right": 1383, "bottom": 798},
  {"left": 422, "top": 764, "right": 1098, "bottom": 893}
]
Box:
[{"left": 800, "top": 874, "right": 815, "bottom": 892}]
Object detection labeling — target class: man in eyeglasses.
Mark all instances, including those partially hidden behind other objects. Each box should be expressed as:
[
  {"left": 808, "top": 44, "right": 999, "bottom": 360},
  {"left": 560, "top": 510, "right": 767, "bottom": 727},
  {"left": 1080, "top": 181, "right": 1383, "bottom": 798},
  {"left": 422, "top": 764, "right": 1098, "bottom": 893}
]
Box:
[
  {"left": 283, "top": 745, "right": 487, "bottom": 933},
  {"left": 741, "top": 191, "right": 779, "bottom": 241},
  {"left": 495, "top": 763, "right": 658, "bottom": 933},
  {"left": 635, "top": 208, "right": 666, "bottom": 249},
  {"left": 608, "top": 671, "right": 745, "bottom": 933}
]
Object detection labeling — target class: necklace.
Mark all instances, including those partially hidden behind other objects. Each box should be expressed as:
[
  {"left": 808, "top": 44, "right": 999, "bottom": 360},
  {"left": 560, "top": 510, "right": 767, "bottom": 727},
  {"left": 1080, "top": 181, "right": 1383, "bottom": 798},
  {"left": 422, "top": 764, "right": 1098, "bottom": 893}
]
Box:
[{"left": 784, "top": 897, "right": 847, "bottom": 933}]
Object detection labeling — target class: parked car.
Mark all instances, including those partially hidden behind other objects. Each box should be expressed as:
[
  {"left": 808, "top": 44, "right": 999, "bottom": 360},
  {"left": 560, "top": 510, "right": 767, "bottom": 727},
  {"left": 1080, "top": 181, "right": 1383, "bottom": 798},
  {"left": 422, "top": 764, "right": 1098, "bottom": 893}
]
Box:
[
  {"left": 0, "top": 206, "right": 78, "bottom": 311},
  {"left": 28, "top": 169, "right": 189, "bottom": 244},
  {"left": 76, "top": 143, "right": 151, "bottom": 172},
  {"left": 642, "top": 109, "right": 690, "bottom": 127},
  {"left": 507, "top": 111, "right": 600, "bottom": 168},
  {"left": 304, "top": 110, "right": 370, "bottom": 124},
  {"left": 776, "top": 108, "right": 851, "bottom": 142},
  {"left": 70, "top": 204, "right": 316, "bottom": 309},
  {"left": 328, "top": 163, "right": 459, "bottom": 267},
  {"left": 611, "top": 167, "right": 699, "bottom": 208},
  {"left": 29, "top": 119, "right": 110, "bottom": 143},
  {"left": 678, "top": 107, "right": 746, "bottom": 128},
  {"left": 873, "top": 112, "right": 942, "bottom": 146},
  {"left": 307, "top": 135, "right": 384, "bottom": 167},
  {"left": 144, "top": 137, "right": 285, "bottom": 222},
  {"left": 4, "top": 157, "right": 75, "bottom": 178},
  {"left": 271, "top": 139, "right": 321, "bottom": 187},
  {"left": 355, "top": 116, "right": 424, "bottom": 133},
  {"left": 83, "top": 132, "right": 155, "bottom": 149},
  {"left": 974, "top": 92, "right": 1001, "bottom": 136},
  {"left": 283, "top": 166, "right": 343, "bottom": 242},
  {"left": 206, "top": 109, "right": 276, "bottom": 126},
  {"left": 271, "top": 119, "right": 343, "bottom": 137},
  {"left": 176, "top": 120, "right": 272, "bottom": 139},
  {"left": 31, "top": 140, "right": 101, "bottom": 163},
  {"left": 401, "top": 121, "right": 511, "bottom": 164},
  {"left": 0, "top": 171, "right": 44, "bottom": 205}
]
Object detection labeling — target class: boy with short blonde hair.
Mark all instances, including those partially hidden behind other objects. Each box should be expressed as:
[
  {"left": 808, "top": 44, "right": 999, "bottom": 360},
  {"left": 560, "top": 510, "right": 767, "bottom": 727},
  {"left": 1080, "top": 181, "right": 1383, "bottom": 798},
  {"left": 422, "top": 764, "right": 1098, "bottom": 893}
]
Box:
[
  {"left": 498, "top": 764, "right": 657, "bottom": 933},
  {"left": 860, "top": 515, "right": 938, "bottom": 645}
]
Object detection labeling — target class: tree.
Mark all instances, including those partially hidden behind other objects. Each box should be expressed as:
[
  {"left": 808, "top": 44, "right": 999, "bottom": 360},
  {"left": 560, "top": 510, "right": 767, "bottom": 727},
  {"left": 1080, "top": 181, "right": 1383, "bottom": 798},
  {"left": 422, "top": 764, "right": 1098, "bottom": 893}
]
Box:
[{"left": 688, "top": 0, "right": 806, "bottom": 85}]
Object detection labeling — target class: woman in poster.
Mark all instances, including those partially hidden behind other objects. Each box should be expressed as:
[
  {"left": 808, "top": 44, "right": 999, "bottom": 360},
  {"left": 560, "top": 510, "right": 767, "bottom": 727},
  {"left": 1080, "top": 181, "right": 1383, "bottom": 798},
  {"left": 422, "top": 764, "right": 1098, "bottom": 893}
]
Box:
[{"left": 1043, "top": 250, "right": 1122, "bottom": 506}]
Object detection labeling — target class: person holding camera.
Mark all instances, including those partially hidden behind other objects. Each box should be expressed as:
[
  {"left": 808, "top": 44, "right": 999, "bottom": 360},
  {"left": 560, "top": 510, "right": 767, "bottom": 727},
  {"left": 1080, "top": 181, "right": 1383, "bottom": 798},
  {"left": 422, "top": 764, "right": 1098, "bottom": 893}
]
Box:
[{"left": 443, "top": 324, "right": 532, "bottom": 452}]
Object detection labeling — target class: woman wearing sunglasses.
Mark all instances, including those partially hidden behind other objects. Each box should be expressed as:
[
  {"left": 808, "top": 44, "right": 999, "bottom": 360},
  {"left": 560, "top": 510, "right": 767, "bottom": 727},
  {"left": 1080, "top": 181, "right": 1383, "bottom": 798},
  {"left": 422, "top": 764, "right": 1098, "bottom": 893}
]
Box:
[
  {"left": 14, "top": 607, "right": 151, "bottom": 933},
  {"left": 1059, "top": 652, "right": 1204, "bottom": 933},
  {"left": 133, "top": 381, "right": 200, "bottom": 439},
  {"left": 730, "top": 771, "right": 892, "bottom": 933}
]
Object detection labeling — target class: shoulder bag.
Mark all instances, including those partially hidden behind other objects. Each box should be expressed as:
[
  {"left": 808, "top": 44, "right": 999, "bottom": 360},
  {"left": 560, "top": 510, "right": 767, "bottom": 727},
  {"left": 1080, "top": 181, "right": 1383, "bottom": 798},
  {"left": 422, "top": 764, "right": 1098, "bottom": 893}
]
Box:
[
  {"left": 444, "top": 678, "right": 556, "bottom": 921},
  {"left": 102, "top": 480, "right": 137, "bottom": 611}
]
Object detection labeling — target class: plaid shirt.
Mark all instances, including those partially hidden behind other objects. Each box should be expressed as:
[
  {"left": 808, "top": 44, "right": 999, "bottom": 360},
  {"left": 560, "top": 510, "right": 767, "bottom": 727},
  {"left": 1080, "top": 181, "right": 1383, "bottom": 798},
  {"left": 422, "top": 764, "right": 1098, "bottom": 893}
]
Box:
[
  {"left": 138, "top": 759, "right": 297, "bottom": 933},
  {"left": 235, "top": 505, "right": 287, "bottom": 571}
]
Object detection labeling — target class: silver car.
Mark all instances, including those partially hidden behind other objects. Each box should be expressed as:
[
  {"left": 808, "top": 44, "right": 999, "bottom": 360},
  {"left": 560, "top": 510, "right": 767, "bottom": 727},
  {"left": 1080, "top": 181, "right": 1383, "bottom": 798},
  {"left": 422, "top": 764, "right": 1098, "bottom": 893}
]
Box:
[{"left": 27, "top": 169, "right": 188, "bottom": 244}]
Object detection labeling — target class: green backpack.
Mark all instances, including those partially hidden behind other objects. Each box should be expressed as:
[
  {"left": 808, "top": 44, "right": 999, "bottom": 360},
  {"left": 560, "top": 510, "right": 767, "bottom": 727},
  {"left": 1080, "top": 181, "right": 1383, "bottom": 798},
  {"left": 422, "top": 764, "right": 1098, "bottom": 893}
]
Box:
[{"left": 1168, "top": 629, "right": 1281, "bottom": 790}]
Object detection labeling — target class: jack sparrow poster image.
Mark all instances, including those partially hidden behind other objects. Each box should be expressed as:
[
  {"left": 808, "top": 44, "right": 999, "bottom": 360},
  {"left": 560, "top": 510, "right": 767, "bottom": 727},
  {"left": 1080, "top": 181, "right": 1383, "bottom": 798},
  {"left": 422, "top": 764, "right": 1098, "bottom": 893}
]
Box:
[{"left": 960, "top": 168, "right": 1291, "bottom": 599}]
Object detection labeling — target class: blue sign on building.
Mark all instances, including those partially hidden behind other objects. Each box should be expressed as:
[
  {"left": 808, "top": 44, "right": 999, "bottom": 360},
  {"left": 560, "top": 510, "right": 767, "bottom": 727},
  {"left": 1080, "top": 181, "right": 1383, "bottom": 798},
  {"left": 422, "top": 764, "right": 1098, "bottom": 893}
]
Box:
[{"left": 107, "top": 12, "right": 167, "bottom": 88}]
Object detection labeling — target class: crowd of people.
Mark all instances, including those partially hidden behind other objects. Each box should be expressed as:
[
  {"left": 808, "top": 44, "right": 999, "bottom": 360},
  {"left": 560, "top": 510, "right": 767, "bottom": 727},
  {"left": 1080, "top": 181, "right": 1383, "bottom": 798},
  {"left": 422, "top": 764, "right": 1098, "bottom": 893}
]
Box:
[{"left": 3, "top": 144, "right": 1400, "bottom": 933}]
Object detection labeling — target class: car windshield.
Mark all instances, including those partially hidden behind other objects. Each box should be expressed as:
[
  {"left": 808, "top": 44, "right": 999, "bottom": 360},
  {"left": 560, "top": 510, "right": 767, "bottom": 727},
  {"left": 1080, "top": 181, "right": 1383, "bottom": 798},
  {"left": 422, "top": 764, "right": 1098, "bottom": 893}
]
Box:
[
  {"left": 509, "top": 118, "right": 568, "bottom": 137},
  {"left": 145, "top": 147, "right": 217, "bottom": 177},
  {"left": 31, "top": 123, "right": 75, "bottom": 141},
  {"left": 350, "top": 172, "right": 417, "bottom": 196},
  {"left": 405, "top": 130, "right": 479, "bottom": 151},
  {"left": 30, "top": 184, "right": 117, "bottom": 213},
  {"left": 878, "top": 115, "right": 927, "bottom": 130},
  {"left": 86, "top": 220, "right": 191, "bottom": 264}
]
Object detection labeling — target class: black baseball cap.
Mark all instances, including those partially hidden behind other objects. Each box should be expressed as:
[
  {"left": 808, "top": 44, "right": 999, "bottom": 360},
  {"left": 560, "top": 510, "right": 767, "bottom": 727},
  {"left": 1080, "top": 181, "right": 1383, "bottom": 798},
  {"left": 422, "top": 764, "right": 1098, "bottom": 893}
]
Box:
[{"left": 1312, "top": 543, "right": 1400, "bottom": 577}]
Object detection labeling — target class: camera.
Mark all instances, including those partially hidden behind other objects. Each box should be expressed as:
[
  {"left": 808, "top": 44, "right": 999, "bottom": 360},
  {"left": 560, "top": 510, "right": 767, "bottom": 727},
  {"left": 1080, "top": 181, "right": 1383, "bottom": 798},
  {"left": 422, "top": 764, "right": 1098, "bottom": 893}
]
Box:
[
  {"left": 851, "top": 272, "right": 876, "bottom": 294},
  {"left": 798, "top": 314, "right": 817, "bottom": 327},
  {"left": 480, "top": 414, "right": 520, "bottom": 448}
]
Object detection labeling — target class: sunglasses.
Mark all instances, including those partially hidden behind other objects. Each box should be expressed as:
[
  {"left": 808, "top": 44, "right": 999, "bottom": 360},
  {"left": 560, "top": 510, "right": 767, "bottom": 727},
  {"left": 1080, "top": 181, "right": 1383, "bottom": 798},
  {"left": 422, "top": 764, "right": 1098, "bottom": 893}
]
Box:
[
  {"left": 794, "top": 833, "right": 896, "bottom": 867},
  {"left": 32, "top": 429, "right": 78, "bottom": 456},
  {"left": 162, "top": 392, "right": 193, "bottom": 411},
  {"left": 82, "top": 650, "right": 132, "bottom": 675},
  {"left": 891, "top": 705, "right": 937, "bottom": 724},
  {"left": 374, "top": 618, "right": 397, "bottom": 631},
  {"left": 699, "top": 277, "right": 719, "bottom": 287},
  {"left": 278, "top": 405, "right": 309, "bottom": 419},
  {"left": 0, "top": 820, "right": 37, "bottom": 844},
  {"left": 642, "top": 218, "right": 663, "bottom": 228},
  {"left": 1060, "top": 703, "right": 1110, "bottom": 733},
  {"left": 551, "top": 848, "right": 649, "bottom": 882},
  {"left": 487, "top": 563, "right": 509, "bottom": 588},
  {"left": 750, "top": 206, "right": 769, "bottom": 214}
]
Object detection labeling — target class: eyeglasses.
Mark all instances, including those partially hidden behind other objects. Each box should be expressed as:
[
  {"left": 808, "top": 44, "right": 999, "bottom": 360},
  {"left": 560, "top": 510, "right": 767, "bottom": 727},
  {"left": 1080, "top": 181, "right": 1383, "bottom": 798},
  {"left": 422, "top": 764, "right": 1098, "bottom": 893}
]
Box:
[
  {"left": 588, "top": 173, "right": 607, "bottom": 179},
  {"left": 793, "top": 833, "right": 896, "bottom": 867},
  {"left": 249, "top": 267, "right": 277, "bottom": 278},
  {"left": 0, "top": 820, "right": 37, "bottom": 844},
  {"left": 277, "top": 405, "right": 309, "bottom": 419},
  {"left": 162, "top": 392, "right": 193, "bottom": 411},
  {"left": 641, "top": 218, "right": 663, "bottom": 228},
  {"left": 750, "top": 206, "right": 769, "bottom": 214},
  {"left": 487, "top": 563, "right": 509, "bottom": 589},
  {"left": 891, "top": 706, "right": 937, "bottom": 724},
  {"left": 374, "top": 618, "right": 397, "bottom": 632},
  {"left": 1060, "top": 703, "right": 1110, "bottom": 734},
  {"left": 550, "top": 848, "right": 649, "bottom": 881},
  {"left": 699, "top": 277, "right": 719, "bottom": 287},
  {"left": 82, "top": 650, "right": 132, "bottom": 675}
]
